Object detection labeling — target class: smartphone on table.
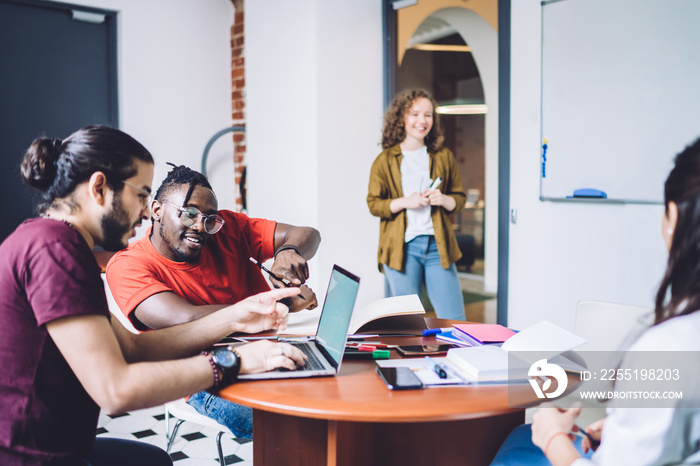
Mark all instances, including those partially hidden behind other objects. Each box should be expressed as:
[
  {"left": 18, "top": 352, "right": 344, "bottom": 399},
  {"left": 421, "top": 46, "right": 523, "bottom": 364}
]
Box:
[
  {"left": 396, "top": 344, "right": 454, "bottom": 357},
  {"left": 376, "top": 367, "right": 424, "bottom": 390}
]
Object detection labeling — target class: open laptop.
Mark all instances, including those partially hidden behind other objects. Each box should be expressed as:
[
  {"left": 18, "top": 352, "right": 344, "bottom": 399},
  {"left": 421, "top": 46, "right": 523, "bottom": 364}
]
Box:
[{"left": 238, "top": 264, "right": 360, "bottom": 380}]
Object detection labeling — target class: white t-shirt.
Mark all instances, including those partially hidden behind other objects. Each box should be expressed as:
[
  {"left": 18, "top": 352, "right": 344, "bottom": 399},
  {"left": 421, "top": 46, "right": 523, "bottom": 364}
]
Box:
[
  {"left": 401, "top": 146, "right": 434, "bottom": 243},
  {"left": 572, "top": 311, "right": 700, "bottom": 465}
]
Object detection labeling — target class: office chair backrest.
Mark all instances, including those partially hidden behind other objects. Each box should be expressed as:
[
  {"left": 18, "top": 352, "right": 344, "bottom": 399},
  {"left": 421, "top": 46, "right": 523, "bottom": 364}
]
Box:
[
  {"left": 101, "top": 274, "right": 139, "bottom": 334},
  {"left": 574, "top": 300, "right": 652, "bottom": 352}
]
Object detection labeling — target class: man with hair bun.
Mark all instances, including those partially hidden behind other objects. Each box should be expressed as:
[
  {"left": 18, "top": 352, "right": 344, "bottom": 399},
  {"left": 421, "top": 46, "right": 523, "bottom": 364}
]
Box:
[
  {"left": 106, "top": 163, "right": 321, "bottom": 438},
  {"left": 0, "top": 126, "right": 306, "bottom": 465}
]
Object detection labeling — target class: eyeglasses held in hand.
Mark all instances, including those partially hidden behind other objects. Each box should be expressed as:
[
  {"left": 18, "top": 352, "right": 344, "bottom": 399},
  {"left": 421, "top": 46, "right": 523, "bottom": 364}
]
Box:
[{"left": 162, "top": 201, "right": 225, "bottom": 234}]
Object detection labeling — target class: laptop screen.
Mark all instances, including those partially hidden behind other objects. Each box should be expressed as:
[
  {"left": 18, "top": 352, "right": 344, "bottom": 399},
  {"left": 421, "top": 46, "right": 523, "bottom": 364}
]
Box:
[{"left": 315, "top": 265, "right": 360, "bottom": 367}]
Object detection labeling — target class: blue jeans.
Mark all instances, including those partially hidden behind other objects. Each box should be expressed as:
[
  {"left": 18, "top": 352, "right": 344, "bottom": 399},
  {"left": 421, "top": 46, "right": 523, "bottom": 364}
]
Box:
[
  {"left": 187, "top": 390, "right": 253, "bottom": 439},
  {"left": 384, "top": 235, "right": 465, "bottom": 320},
  {"left": 490, "top": 424, "right": 593, "bottom": 465}
]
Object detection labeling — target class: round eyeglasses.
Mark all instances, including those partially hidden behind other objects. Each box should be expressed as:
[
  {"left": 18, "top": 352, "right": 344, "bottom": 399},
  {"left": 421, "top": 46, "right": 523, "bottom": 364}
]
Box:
[
  {"left": 161, "top": 201, "right": 225, "bottom": 234},
  {"left": 122, "top": 180, "right": 152, "bottom": 208}
]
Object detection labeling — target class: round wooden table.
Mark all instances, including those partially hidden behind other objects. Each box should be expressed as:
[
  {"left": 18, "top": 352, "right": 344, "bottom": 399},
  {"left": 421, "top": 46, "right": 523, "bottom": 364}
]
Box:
[{"left": 217, "top": 319, "right": 534, "bottom": 466}]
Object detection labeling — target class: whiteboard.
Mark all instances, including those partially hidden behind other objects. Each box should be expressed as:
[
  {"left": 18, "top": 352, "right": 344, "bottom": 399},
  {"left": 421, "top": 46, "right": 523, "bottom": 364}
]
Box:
[{"left": 540, "top": 0, "right": 700, "bottom": 203}]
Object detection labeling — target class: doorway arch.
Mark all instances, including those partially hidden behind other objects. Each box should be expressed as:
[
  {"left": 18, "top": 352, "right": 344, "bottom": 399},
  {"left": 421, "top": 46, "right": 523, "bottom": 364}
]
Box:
[{"left": 400, "top": 6, "right": 499, "bottom": 294}]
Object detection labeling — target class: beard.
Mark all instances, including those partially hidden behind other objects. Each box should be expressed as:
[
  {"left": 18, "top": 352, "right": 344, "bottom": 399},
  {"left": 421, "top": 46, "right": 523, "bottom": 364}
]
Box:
[
  {"left": 101, "top": 195, "right": 137, "bottom": 252},
  {"left": 158, "top": 219, "right": 201, "bottom": 263}
]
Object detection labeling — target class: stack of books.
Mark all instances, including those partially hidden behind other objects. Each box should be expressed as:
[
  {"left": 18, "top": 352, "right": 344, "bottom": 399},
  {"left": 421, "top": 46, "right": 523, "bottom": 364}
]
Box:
[
  {"left": 444, "top": 321, "right": 588, "bottom": 383},
  {"left": 445, "top": 345, "right": 512, "bottom": 381}
]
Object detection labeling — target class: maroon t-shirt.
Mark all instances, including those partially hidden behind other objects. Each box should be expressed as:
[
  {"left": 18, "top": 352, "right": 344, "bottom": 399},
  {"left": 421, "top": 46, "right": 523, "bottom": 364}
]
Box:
[{"left": 0, "top": 218, "right": 110, "bottom": 465}]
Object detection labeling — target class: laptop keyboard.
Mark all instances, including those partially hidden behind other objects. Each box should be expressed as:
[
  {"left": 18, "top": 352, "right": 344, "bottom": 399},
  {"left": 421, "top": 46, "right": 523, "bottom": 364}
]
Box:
[{"left": 294, "top": 343, "right": 325, "bottom": 371}]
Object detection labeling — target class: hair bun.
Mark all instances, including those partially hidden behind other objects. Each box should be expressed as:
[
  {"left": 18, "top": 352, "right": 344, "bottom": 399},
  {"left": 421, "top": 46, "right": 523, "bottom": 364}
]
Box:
[
  {"left": 51, "top": 138, "right": 63, "bottom": 154},
  {"left": 20, "top": 137, "right": 62, "bottom": 192}
]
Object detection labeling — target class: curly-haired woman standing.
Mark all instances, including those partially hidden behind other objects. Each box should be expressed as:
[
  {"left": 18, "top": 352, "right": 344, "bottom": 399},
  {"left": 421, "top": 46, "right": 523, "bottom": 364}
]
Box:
[{"left": 367, "top": 89, "right": 466, "bottom": 320}]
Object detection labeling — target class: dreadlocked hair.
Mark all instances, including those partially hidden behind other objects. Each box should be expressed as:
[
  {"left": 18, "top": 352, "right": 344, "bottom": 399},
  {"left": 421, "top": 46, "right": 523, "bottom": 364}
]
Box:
[{"left": 153, "top": 163, "right": 213, "bottom": 206}]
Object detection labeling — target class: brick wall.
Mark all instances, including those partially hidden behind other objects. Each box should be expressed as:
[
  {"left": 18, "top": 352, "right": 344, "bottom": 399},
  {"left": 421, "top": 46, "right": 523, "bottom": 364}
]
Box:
[{"left": 231, "top": 0, "right": 246, "bottom": 211}]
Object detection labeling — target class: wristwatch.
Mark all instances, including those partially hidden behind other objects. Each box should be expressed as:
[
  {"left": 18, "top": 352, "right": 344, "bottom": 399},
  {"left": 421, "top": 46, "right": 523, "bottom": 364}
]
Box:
[
  {"left": 278, "top": 297, "right": 293, "bottom": 308},
  {"left": 210, "top": 346, "right": 241, "bottom": 387}
]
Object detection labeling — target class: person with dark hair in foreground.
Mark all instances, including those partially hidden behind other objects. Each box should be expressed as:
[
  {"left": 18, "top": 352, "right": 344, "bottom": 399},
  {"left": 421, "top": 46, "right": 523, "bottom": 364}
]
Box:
[
  {"left": 491, "top": 137, "right": 700, "bottom": 465},
  {"left": 0, "top": 127, "right": 306, "bottom": 465},
  {"left": 106, "top": 163, "right": 321, "bottom": 438}
]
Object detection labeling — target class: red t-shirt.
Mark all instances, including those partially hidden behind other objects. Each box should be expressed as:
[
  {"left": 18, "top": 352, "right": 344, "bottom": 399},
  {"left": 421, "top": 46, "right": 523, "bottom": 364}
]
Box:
[
  {"left": 0, "top": 218, "right": 109, "bottom": 465},
  {"left": 106, "top": 210, "right": 276, "bottom": 329}
]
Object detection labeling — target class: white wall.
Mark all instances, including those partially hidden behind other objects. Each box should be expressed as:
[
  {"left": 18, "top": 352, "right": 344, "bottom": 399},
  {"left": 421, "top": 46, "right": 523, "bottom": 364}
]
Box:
[
  {"left": 49, "top": 0, "right": 236, "bottom": 227},
  {"left": 51, "top": 0, "right": 670, "bottom": 329},
  {"left": 246, "top": 0, "right": 385, "bottom": 307},
  {"left": 507, "top": 0, "right": 668, "bottom": 331}
]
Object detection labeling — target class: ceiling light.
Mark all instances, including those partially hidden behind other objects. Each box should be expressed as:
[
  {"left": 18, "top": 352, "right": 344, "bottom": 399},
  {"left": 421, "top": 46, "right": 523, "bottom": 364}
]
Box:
[
  {"left": 436, "top": 99, "right": 487, "bottom": 115},
  {"left": 411, "top": 44, "right": 471, "bottom": 53}
]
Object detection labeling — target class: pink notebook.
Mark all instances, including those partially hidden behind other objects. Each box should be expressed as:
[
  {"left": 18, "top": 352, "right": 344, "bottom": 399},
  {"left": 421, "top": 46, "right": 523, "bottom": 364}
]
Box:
[{"left": 452, "top": 324, "right": 516, "bottom": 344}]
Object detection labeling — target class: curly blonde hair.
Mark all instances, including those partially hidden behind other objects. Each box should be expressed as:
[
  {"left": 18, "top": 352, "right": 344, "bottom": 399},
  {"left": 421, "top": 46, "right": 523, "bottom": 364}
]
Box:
[{"left": 381, "top": 88, "right": 444, "bottom": 152}]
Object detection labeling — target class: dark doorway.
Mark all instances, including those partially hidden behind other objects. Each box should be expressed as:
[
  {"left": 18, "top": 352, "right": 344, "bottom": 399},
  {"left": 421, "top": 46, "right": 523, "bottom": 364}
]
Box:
[{"left": 0, "top": 0, "right": 117, "bottom": 240}]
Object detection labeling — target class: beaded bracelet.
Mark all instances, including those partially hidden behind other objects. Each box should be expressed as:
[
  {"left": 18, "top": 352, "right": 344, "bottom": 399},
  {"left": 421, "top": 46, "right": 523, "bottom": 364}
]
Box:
[
  {"left": 544, "top": 431, "right": 570, "bottom": 457},
  {"left": 201, "top": 351, "right": 220, "bottom": 387},
  {"left": 274, "top": 244, "right": 301, "bottom": 259}
]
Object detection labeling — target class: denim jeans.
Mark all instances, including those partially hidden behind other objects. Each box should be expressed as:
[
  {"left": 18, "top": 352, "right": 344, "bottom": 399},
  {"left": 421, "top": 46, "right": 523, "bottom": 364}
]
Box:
[
  {"left": 187, "top": 390, "right": 253, "bottom": 439},
  {"left": 490, "top": 424, "right": 593, "bottom": 465},
  {"left": 384, "top": 235, "right": 465, "bottom": 320}
]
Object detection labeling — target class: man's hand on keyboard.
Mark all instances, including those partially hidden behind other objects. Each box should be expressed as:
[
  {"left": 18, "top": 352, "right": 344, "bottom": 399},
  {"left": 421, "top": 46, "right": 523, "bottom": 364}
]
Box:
[{"left": 236, "top": 340, "right": 307, "bottom": 374}]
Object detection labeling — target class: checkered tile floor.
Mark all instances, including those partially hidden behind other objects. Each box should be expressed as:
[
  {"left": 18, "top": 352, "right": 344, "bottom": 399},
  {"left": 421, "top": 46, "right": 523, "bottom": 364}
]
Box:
[{"left": 96, "top": 406, "right": 253, "bottom": 465}]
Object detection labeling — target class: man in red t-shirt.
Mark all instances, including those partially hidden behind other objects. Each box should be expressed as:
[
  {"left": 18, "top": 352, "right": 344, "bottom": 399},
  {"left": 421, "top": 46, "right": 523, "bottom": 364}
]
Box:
[{"left": 106, "top": 164, "right": 321, "bottom": 438}]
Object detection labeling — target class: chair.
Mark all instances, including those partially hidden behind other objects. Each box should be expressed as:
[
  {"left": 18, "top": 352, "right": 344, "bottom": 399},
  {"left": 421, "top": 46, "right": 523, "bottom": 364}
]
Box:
[
  {"left": 164, "top": 398, "right": 235, "bottom": 466},
  {"left": 455, "top": 233, "right": 476, "bottom": 271},
  {"left": 101, "top": 275, "right": 236, "bottom": 463},
  {"left": 101, "top": 274, "right": 139, "bottom": 334},
  {"left": 574, "top": 300, "right": 652, "bottom": 352}
]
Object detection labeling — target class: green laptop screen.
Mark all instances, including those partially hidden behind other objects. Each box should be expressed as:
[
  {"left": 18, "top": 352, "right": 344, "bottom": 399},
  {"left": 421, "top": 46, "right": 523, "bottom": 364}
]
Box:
[{"left": 315, "top": 266, "right": 360, "bottom": 365}]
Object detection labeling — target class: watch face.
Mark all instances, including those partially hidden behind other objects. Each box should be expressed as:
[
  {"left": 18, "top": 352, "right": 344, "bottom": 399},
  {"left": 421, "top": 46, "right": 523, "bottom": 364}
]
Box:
[{"left": 213, "top": 349, "right": 237, "bottom": 368}]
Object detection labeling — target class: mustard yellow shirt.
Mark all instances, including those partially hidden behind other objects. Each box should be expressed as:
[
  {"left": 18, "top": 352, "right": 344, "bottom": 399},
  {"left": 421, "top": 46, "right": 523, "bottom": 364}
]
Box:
[{"left": 366, "top": 144, "right": 466, "bottom": 271}]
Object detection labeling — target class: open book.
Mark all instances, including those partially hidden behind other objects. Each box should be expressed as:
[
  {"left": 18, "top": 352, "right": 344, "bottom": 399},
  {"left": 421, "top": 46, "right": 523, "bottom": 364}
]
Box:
[{"left": 277, "top": 294, "right": 426, "bottom": 336}]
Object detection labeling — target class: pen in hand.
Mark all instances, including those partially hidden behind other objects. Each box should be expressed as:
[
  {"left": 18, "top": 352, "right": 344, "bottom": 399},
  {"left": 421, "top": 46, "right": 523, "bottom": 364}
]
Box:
[
  {"left": 249, "top": 257, "right": 306, "bottom": 300},
  {"left": 573, "top": 424, "right": 600, "bottom": 449}
]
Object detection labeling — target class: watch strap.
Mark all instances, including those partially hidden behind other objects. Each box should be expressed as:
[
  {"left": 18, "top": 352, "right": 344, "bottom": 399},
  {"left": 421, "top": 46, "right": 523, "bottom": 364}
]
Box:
[{"left": 274, "top": 244, "right": 301, "bottom": 259}]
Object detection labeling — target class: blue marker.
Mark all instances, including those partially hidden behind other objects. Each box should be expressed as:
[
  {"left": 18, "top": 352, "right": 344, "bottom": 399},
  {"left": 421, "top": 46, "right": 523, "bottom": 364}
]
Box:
[
  {"left": 541, "top": 138, "right": 548, "bottom": 178},
  {"left": 425, "top": 356, "right": 447, "bottom": 379},
  {"left": 422, "top": 327, "right": 452, "bottom": 336}
]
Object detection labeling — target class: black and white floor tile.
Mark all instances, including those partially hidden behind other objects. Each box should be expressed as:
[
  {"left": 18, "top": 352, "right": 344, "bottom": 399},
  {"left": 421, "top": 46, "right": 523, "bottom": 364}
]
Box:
[{"left": 96, "top": 406, "right": 253, "bottom": 465}]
